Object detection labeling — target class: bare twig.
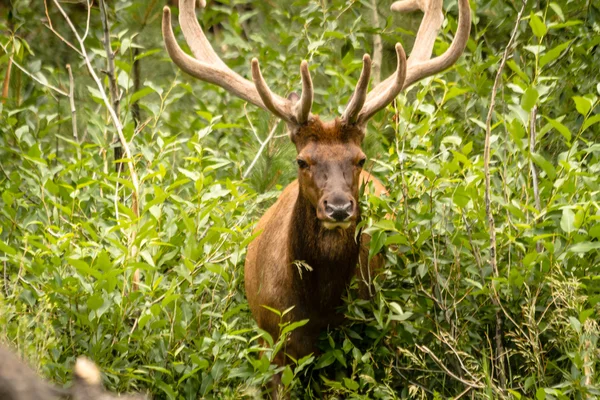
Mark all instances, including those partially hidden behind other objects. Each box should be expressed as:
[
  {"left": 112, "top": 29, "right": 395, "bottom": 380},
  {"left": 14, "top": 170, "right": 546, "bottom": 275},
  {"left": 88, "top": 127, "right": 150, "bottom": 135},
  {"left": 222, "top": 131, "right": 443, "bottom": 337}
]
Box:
[
  {"left": 529, "top": 105, "right": 543, "bottom": 252},
  {"left": 66, "top": 64, "right": 78, "bottom": 142},
  {"left": 43, "top": 0, "right": 83, "bottom": 56},
  {"left": 49, "top": 0, "right": 141, "bottom": 293},
  {"left": 99, "top": 0, "right": 120, "bottom": 116},
  {"left": 243, "top": 120, "right": 280, "bottom": 179},
  {"left": 461, "top": 214, "right": 484, "bottom": 283},
  {"left": 483, "top": 0, "right": 528, "bottom": 390},
  {"left": 416, "top": 345, "right": 485, "bottom": 389},
  {"left": 49, "top": 0, "right": 139, "bottom": 203},
  {"left": 0, "top": 42, "right": 68, "bottom": 97},
  {"left": 98, "top": 0, "right": 124, "bottom": 174}
]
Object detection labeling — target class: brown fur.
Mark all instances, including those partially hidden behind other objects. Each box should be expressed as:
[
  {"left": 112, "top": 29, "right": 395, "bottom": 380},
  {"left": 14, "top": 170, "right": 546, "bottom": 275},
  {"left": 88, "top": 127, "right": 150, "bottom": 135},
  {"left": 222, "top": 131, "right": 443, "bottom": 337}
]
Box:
[{"left": 244, "top": 117, "right": 387, "bottom": 397}]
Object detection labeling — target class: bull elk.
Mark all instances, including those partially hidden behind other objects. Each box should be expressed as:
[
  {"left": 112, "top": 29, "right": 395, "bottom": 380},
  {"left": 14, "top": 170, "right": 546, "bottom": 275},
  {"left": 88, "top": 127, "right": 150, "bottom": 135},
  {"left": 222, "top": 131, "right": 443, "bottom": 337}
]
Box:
[{"left": 163, "top": 0, "right": 470, "bottom": 396}]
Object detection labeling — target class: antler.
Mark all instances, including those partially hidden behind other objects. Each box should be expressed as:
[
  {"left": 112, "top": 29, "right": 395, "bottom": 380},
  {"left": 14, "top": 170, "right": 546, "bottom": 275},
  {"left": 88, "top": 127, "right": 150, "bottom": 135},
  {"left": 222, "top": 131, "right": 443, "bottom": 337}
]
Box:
[
  {"left": 162, "top": 0, "right": 313, "bottom": 125},
  {"left": 342, "top": 0, "right": 471, "bottom": 126}
]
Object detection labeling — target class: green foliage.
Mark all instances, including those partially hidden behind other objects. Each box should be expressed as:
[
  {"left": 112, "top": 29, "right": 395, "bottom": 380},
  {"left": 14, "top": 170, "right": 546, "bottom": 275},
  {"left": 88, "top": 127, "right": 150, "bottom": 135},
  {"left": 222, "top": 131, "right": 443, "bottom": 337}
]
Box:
[{"left": 1, "top": 0, "right": 599, "bottom": 399}]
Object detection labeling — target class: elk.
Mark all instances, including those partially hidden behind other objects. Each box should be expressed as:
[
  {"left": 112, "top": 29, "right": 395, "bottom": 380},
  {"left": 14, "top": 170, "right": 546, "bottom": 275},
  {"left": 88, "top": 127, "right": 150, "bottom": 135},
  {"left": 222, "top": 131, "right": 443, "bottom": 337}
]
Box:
[{"left": 163, "top": 0, "right": 470, "bottom": 396}]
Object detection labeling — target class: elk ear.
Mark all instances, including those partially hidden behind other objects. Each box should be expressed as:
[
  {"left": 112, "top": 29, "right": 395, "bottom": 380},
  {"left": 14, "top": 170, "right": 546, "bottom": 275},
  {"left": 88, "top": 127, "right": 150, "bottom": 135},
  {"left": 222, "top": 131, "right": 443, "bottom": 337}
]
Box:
[
  {"left": 286, "top": 92, "right": 301, "bottom": 143},
  {"left": 288, "top": 92, "right": 300, "bottom": 102}
]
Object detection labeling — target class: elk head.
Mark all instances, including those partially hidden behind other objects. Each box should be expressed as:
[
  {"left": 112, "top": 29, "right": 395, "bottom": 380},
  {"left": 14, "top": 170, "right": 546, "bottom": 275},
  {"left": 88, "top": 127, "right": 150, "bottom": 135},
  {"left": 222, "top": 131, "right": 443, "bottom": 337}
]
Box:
[{"left": 162, "top": 0, "right": 471, "bottom": 230}]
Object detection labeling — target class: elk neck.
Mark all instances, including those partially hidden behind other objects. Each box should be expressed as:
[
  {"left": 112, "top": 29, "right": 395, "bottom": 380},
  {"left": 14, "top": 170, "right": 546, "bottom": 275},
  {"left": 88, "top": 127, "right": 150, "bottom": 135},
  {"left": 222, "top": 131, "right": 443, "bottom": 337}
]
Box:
[{"left": 288, "top": 187, "right": 361, "bottom": 292}]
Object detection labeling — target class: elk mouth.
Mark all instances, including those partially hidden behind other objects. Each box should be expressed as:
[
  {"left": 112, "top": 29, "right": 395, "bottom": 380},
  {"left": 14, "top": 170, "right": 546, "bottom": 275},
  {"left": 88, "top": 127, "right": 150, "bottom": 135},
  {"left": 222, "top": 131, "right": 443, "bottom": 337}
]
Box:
[{"left": 322, "top": 221, "right": 353, "bottom": 230}]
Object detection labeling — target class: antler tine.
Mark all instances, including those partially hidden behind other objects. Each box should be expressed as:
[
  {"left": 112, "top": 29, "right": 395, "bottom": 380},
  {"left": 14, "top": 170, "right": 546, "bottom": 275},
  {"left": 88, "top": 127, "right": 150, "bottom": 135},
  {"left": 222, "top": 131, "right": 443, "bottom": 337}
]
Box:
[
  {"left": 342, "top": 55, "right": 372, "bottom": 125},
  {"left": 251, "top": 59, "right": 294, "bottom": 121},
  {"left": 360, "top": 0, "right": 470, "bottom": 116},
  {"left": 402, "top": 0, "right": 471, "bottom": 88},
  {"left": 391, "top": 0, "right": 471, "bottom": 88},
  {"left": 356, "top": 44, "right": 407, "bottom": 124},
  {"left": 294, "top": 60, "right": 313, "bottom": 124},
  {"left": 162, "top": 6, "right": 268, "bottom": 112},
  {"left": 163, "top": 0, "right": 314, "bottom": 125},
  {"left": 178, "top": 0, "right": 226, "bottom": 67},
  {"left": 390, "top": 0, "right": 422, "bottom": 13}
]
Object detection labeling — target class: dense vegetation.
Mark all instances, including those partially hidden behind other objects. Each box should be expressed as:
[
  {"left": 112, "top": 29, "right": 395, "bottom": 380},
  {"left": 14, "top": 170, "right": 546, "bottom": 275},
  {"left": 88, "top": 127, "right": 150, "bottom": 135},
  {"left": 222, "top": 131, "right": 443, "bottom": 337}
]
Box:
[{"left": 1, "top": 0, "right": 599, "bottom": 398}]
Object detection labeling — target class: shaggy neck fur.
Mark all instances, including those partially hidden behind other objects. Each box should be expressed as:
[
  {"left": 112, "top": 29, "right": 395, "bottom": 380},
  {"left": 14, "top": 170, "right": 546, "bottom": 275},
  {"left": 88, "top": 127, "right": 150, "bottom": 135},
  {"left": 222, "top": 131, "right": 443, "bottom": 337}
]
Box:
[{"left": 288, "top": 189, "right": 360, "bottom": 313}]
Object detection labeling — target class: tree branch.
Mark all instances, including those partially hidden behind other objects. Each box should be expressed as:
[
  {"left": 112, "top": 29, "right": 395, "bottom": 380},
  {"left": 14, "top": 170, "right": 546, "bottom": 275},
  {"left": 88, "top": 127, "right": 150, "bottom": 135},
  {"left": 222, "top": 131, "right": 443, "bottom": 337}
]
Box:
[
  {"left": 49, "top": 0, "right": 140, "bottom": 224},
  {"left": 529, "top": 105, "right": 542, "bottom": 253},
  {"left": 98, "top": 0, "right": 124, "bottom": 174},
  {"left": 483, "top": 0, "right": 528, "bottom": 390},
  {"left": 66, "top": 64, "right": 78, "bottom": 143}
]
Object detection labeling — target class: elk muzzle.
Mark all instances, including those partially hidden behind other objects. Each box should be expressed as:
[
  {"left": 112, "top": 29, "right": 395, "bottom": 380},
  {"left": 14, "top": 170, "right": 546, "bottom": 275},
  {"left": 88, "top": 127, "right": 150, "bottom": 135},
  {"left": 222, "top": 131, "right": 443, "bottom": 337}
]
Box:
[{"left": 319, "top": 195, "right": 357, "bottom": 230}]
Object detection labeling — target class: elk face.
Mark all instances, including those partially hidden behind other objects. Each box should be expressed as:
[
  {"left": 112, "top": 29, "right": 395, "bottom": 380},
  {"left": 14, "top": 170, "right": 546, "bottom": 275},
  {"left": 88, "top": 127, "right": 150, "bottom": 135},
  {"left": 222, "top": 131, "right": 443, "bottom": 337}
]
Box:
[{"left": 292, "top": 119, "right": 366, "bottom": 230}]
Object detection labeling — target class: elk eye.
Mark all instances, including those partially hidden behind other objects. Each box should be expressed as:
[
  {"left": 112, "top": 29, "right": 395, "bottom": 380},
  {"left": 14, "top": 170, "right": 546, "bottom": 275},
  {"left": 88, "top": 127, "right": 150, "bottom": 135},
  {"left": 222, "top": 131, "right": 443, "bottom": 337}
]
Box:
[
  {"left": 357, "top": 158, "right": 366, "bottom": 168},
  {"left": 297, "top": 159, "right": 309, "bottom": 169}
]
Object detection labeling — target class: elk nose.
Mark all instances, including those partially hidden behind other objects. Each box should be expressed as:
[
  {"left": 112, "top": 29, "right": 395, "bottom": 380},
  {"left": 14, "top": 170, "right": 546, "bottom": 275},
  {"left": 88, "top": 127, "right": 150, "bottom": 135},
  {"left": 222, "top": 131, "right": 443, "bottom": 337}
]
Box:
[{"left": 325, "top": 201, "right": 353, "bottom": 222}]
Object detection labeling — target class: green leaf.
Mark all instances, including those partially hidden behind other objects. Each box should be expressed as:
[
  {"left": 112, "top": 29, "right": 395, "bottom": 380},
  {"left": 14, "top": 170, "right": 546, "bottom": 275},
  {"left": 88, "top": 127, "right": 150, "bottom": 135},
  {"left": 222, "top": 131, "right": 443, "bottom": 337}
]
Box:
[
  {"left": 549, "top": 2, "right": 564, "bottom": 20},
  {"left": 69, "top": 258, "right": 103, "bottom": 279},
  {"left": 453, "top": 187, "right": 470, "bottom": 208},
  {"left": 529, "top": 13, "right": 547, "bottom": 37},
  {"left": 0, "top": 240, "right": 17, "bottom": 256},
  {"left": 544, "top": 116, "right": 571, "bottom": 141},
  {"left": 569, "top": 316, "right": 582, "bottom": 333},
  {"left": 260, "top": 305, "right": 282, "bottom": 317},
  {"left": 572, "top": 96, "right": 592, "bottom": 116},
  {"left": 506, "top": 60, "right": 529, "bottom": 83},
  {"left": 156, "top": 382, "right": 177, "bottom": 400},
  {"left": 540, "top": 40, "right": 573, "bottom": 68},
  {"left": 531, "top": 153, "right": 556, "bottom": 180},
  {"left": 536, "top": 387, "right": 546, "bottom": 400},
  {"left": 521, "top": 87, "right": 539, "bottom": 112},
  {"left": 582, "top": 114, "right": 600, "bottom": 133},
  {"left": 579, "top": 308, "right": 594, "bottom": 324},
  {"left": 314, "top": 352, "right": 336, "bottom": 369},
  {"left": 560, "top": 208, "right": 575, "bottom": 234},
  {"left": 343, "top": 378, "right": 359, "bottom": 391},
  {"left": 280, "top": 319, "right": 309, "bottom": 337},
  {"left": 568, "top": 241, "right": 600, "bottom": 253},
  {"left": 86, "top": 294, "right": 104, "bottom": 311},
  {"left": 130, "top": 87, "right": 156, "bottom": 104},
  {"left": 281, "top": 366, "right": 293, "bottom": 386}
]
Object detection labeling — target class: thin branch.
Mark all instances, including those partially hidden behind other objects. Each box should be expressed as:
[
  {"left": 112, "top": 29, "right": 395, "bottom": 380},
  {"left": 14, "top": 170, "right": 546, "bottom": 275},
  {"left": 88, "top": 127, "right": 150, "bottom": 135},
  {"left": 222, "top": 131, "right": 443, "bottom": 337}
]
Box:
[
  {"left": 98, "top": 0, "right": 124, "bottom": 175},
  {"left": 243, "top": 121, "right": 280, "bottom": 179},
  {"left": 66, "top": 64, "right": 78, "bottom": 142},
  {"left": 529, "top": 105, "right": 543, "bottom": 253},
  {"left": 244, "top": 103, "right": 263, "bottom": 144},
  {"left": 483, "top": 0, "right": 528, "bottom": 390},
  {"left": 99, "top": 0, "right": 120, "bottom": 116},
  {"left": 82, "top": 0, "right": 92, "bottom": 41},
  {"left": 461, "top": 214, "right": 484, "bottom": 284},
  {"left": 0, "top": 42, "right": 68, "bottom": 97},
  {"left": 50, "top": 0, "right": 140, "bottom": 215},
  {"left": 43, "top": 0, "right": 83, "bottom": 56},
  {"left": 416, "top": 345, "right": 485, "bottom": 389}
]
